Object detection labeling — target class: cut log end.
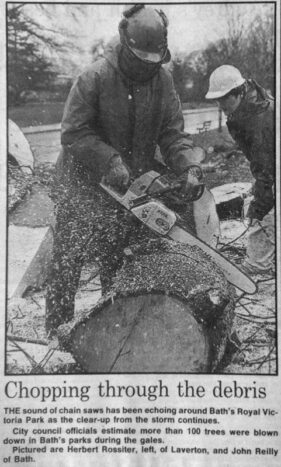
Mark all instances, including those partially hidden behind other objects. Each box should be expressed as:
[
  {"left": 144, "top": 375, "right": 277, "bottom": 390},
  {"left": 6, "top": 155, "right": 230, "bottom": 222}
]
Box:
[
  {"left": 60, "top": 293, "right": 211, "bottom": 373},
  {"left": 57, "top": 238, "right": 235, "bottom": 372}
]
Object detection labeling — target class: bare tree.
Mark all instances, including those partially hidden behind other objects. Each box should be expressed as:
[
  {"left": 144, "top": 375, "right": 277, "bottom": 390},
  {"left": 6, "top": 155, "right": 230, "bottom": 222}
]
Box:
[
  {"left": 175, "top": 3, "right": 275, "bottom": 102},
  {"left": 244, "top": 6, "right": 275, "bottom": 93},
  {"left": 220, "top": 4, "right": 246, "bottom": 60}
]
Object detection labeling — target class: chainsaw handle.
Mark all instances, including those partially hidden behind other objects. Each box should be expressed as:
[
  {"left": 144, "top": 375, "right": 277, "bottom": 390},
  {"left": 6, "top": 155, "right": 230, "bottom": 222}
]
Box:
[
  {"left": 182, "top": 164, "right": 203, "bottom": 181},
  {"left": 148, "top": 181, "right": 182, "bottom": 196},
  {"left": 148, "top": 180, "right": 205, "bottom": 202}
]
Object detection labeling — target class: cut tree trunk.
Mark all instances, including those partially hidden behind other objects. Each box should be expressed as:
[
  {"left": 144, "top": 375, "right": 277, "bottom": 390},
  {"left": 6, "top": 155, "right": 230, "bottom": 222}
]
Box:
[{"left": 58, "top": 238, "right": 235, "bottom": 373}]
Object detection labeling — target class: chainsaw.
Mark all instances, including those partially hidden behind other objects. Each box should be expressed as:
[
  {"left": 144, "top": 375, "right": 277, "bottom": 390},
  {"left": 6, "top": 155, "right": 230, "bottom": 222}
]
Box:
[{"left": 100, "top": 170, "right": 257, "bottom": 294}]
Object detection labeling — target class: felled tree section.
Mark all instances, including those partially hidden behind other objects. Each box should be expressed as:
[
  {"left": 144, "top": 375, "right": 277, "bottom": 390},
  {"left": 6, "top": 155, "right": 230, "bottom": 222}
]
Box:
[
  {"left": 58, "top": 238, "right": 235, "bottom": 373},
  {"left": 8, "top": 119, "right": 34, "bottom": 212},
  {"left": 8, "top": 162, "right": 33, "bottom": 212}
]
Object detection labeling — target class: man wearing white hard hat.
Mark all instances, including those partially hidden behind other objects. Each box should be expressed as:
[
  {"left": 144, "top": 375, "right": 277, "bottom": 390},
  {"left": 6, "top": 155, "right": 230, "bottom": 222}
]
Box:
[{"left": 206, "top": 65, "right": 275, "bottom": 276}]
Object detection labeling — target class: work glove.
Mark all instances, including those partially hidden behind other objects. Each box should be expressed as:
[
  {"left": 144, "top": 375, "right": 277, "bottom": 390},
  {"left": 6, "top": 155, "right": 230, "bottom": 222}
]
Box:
[
  {"left": 162, "top": 166, "right": 203, "bottom": 207},
  {"left": 177, "top": 165, "right": 204, "bottom": 202},
  {"left": 172, "top": 147, "right": 205, "bottom": 173},
  {"left": 182, "top": 147, "right": 206, "bottom": 164},
  {"left": 242, "top": 197, "right": 257, "bottom": 227},
  {"left": 104, "top": 155, "right": 130, "bottom": 192}
]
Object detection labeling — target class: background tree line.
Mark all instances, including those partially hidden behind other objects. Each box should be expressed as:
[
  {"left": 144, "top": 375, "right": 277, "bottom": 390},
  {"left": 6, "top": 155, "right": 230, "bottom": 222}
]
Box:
[
  {"left": 7, "top": 3, "right": 274, "bottom": 106},
  {"left": 7, "top": 3, "right": 84, "bottom": 104},
  {"left": 171, "top": 5, "right": 274, "bottom": 103}
]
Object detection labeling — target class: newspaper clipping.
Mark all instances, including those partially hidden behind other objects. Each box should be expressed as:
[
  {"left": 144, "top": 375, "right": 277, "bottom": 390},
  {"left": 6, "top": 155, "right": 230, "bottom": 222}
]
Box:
[{"left": 1, "top": 1, "right": 280, "bottom": 466}]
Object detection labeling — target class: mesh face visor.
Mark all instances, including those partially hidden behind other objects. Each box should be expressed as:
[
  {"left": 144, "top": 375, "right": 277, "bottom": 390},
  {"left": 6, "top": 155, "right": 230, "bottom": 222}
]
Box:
[
  {"left": 119, "top": 6, "right": 170, "bottom": 64},
  {"left": 127, "top": 45, "right": 169, "bottom": 64}
]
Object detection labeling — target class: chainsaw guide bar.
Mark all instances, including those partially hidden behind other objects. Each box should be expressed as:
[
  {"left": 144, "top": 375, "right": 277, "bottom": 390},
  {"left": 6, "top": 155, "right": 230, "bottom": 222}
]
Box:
[{"left": 100, "top": 171, "right": 257, "bottom": 295}]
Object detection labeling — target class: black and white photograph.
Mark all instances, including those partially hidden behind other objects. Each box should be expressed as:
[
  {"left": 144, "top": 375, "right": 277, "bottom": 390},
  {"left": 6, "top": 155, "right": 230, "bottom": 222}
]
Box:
[
  {"left": 5, "top": 2, "right": 278, "bottom": 376},
  {"left": 1, "top": 2, "right": 281, "bottom": 466}
]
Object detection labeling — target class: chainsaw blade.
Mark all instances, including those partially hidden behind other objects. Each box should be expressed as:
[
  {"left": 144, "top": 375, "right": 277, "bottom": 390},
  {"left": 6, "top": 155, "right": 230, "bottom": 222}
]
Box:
[
  {"left": 100, "top": 174, "right": 257, "bottom": 295},
  {"left": 169, "top": 224, "right": 257, "bottom": 294}
]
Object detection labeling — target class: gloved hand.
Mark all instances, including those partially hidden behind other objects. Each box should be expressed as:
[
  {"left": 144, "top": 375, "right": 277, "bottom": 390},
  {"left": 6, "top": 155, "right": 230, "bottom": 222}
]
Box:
[
  {"left": 242, "top": 195, "right": 255, "bottom": 226},
  {"left": 162, "top": 166, "right": 203, "bottom": 206},
  {"left": 104, "top": 155, "right": 130, "bottom": 192},
  {"left": 183, "top": 147, "right": 206, "bottom": 164},
  {"left": 177, "top": 165, "right": 204, "bottom": 201}
]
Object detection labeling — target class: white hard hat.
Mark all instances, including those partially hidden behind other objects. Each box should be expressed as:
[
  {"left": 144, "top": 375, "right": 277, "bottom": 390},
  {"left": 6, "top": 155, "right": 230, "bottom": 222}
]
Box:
[{"left": 205, "top": 65, "right": 245, "bottom": 99}]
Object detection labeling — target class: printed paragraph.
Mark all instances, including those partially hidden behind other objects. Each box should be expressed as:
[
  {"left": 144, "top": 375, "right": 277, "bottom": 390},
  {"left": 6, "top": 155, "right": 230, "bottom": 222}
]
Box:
[{"left": 1, "top": 404, "right": 279, "bottom": 463}]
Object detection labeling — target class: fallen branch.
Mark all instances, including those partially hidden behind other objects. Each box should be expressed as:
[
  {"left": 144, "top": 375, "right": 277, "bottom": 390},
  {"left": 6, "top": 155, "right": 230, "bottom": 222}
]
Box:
[
  {"left": 7, "top": 334, "right": 48, "bottom": 346},
  {"left": 8, "top": 338, "right": 38, "bottom": 367}
]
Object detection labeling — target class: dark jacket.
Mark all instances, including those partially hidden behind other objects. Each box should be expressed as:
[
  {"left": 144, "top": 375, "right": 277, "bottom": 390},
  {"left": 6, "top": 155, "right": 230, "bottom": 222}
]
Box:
[
  {"left": 60, "top": 39, "right": 196, "bottom": 183},
  {"left": 227, "top": 80, "right": 275, "bottom": 220}
]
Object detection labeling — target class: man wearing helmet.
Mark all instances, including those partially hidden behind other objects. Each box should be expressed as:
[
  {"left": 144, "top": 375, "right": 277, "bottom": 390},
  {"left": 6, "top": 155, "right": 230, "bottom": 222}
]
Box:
[
  {"left": 206, "top": 65, "right": 275, "bottom": 275},
  {"left": 46, "top": 4, "right": 205, "bottom": 335}
]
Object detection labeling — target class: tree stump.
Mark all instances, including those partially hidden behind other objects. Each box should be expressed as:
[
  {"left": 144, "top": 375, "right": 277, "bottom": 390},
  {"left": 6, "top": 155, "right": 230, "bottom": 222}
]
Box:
[{"left": 58, "top": 239, "right": 235, "bottom": 373}]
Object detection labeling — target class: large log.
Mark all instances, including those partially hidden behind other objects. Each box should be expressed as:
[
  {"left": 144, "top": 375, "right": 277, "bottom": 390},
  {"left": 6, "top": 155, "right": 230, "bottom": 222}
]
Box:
[
  {"left": 211, "top": 182, "right": 252, "bottom": 220},
  {"left": 8, "top": 119, "right": 34, "bottom": 173},
  {"left": 58, "top": 239, "right": 235, "bottom": 373}
]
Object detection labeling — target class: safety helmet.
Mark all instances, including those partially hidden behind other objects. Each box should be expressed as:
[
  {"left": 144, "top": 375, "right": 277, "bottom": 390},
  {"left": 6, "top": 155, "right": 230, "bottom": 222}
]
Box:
[
  {"left": 205, "top": 65, "right": 245, "bottom": 99},
  {"left": 119, "top": 4, "right": 171, "bottom": 64}
]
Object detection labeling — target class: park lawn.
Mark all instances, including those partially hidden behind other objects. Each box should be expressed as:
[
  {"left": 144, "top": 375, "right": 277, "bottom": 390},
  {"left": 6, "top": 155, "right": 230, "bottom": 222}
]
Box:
[
  {"left": 8, "top": 102, "right": 65, "bottom": 127},
  {"left": 182, "top": 101, "right": 215, "bottom": 110},
  {"left": 9, "top": 99, "right": 252, "bottom": 190},
  {"left": 9, "top": 101, "right": 214, "bottom": 128}
]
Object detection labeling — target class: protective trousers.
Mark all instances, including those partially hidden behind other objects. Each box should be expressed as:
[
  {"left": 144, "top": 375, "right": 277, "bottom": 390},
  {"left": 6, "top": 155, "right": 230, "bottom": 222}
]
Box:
[
  {"left": 45, "top": 159, "right": 197, "bottom": 333},
  {"left": 45, "top": 182, "right": 152, "bottom": 333},
  {"left": 243, "top": 208, "right": 275, "bottom": 273}
]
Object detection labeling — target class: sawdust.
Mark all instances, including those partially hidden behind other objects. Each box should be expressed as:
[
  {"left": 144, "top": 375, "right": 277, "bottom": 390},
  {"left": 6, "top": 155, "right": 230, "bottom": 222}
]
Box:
[
  {"left": 8, "top": 164, "right": 33, "bottom": 212},
  {"left": 219, "top": 221, "right": 276, "bottom": 374},
  {"left": 56, "top": 239, "right": 235, "bottom": 373},
  {"left": 6, "top": 129, "right": 276, "bottom": 374},
  {"left": 6, "top": 222, "right": 276, "bottom": 375}
]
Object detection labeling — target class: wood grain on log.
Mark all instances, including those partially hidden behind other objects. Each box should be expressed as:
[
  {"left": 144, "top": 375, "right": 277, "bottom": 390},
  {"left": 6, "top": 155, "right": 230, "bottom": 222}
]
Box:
[{"left": 58, "top": 239, "right": 235, "bottom": 373}]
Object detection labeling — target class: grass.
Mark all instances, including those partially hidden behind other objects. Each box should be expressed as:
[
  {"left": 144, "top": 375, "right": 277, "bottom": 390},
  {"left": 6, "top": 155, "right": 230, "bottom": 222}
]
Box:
[
  {"left": 9, "top": 99, "right": 252, "bottom": 188},
  {"left": 8, "top": 101, "right": 252, "bottom": 187},
  {"left": 8, "top": 100, "right": 215, "bottom": 128},
  {"left": 182, "top": 101, "right": 215, "bottom": 110},
  {"left": 8, "top": 102, "right": 65, "bottom": 128}
]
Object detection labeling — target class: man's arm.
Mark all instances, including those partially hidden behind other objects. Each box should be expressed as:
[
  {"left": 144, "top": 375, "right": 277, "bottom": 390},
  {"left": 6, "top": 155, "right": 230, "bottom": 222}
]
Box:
[{"left": 61, "top": 64, "right": 118, "bottom": 179}]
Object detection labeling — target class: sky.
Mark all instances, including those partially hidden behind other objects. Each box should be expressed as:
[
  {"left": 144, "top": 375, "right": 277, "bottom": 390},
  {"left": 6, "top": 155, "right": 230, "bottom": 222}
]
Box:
[{"left": 24, "top": 2, "right": 274, "bottom": 69}]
